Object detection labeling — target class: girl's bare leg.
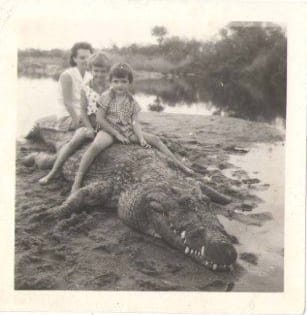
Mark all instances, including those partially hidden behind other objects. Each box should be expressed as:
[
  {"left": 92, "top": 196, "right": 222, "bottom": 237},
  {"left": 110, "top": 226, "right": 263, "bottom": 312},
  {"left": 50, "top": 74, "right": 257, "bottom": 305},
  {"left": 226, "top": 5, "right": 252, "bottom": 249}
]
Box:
[
  {"left": 71, "top": 130, "right": 114, "bottom": 193},
  {"left": 142, "top": 132, "right": 194, "bottom": 175},
  {"left": 39, "top": 127, "right": 91, "bottom": 185}
]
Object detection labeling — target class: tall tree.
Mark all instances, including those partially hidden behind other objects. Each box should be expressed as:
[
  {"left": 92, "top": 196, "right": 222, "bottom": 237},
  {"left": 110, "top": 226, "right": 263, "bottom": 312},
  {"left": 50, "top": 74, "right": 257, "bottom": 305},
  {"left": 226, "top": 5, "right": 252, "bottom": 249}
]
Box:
[{"left": 151, "top": 26, "right": 168, "bottom": 46}]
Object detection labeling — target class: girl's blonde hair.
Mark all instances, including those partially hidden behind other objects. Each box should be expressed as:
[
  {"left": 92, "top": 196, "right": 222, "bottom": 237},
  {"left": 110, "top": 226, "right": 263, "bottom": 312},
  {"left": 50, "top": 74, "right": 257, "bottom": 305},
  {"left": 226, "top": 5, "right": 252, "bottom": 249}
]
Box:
[{"left": 88, "top": 51, "right": 111, "bottom": 70}]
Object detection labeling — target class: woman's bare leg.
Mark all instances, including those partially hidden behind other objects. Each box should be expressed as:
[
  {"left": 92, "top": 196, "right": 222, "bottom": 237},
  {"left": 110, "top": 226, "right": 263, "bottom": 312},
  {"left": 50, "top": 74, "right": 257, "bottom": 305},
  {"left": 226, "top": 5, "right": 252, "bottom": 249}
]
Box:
[
  {"left": 39, "top": 127, "right": 91, "bottom": 184},
  {"left": 142, "top": 132, "right": 194, "bottom": 175},
  {"left": 71, "top": 130, "right": 114, "bottom": 193}
]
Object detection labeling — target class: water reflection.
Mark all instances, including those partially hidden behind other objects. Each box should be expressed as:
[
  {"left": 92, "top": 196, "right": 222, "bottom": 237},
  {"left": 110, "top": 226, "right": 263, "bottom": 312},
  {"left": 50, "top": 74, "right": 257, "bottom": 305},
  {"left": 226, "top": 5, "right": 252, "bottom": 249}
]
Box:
[
  {"left": 134, "top": 78, "right": 199, "bottom": 106},
  {"left": 135, "top": 93, "right": 217, "bottom": 116},
  {"left": 148, "top": 96, "right": 164, "bottom": 112},
  {"left": 134, "top": 77, "right": 286, "bottom": 128}
]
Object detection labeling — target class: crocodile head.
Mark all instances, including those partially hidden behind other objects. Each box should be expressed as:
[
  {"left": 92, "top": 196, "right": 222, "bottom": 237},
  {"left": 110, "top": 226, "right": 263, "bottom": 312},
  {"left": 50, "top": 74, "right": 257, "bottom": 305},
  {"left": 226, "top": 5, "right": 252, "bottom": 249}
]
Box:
[{"left": 118, "top": 181, "right": 237, "bottom": 271}]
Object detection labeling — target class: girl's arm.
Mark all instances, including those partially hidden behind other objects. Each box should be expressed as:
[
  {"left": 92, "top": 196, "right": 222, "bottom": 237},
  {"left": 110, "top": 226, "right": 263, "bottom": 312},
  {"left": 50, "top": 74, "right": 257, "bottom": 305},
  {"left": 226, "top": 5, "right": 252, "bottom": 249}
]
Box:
[
  {"left": 80, "top": 90, "right": 95, "bottom": 132},
  {"left": 96, "top": 108, "right": 130, "bottom": 144},
  {"left": 132, "top": 112, "right": 151, "bottom": 148},
  {"left": 60, "top": 73, "right": 79, "bottom": 128}
]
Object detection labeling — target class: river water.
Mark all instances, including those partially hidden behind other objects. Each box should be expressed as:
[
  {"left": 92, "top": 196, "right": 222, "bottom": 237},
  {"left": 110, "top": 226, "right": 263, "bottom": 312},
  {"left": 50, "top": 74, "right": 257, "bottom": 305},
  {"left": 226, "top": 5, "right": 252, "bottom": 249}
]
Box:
[
  {"left": 17, "top": 77, "right": 285, "bottom": 138},
  {"left": 221, "top": 143, "right": 284, "bottom": 291}
]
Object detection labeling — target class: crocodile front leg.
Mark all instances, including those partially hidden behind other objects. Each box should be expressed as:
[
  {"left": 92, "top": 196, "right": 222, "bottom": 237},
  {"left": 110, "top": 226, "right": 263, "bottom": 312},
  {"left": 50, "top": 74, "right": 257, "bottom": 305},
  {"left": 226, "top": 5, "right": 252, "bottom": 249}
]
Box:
[
  {"left": 30, "top": 180, "right": 113, "bottom": 223},
  {"left": 53, "top": 180, "right": 114, "bottom": 218}
]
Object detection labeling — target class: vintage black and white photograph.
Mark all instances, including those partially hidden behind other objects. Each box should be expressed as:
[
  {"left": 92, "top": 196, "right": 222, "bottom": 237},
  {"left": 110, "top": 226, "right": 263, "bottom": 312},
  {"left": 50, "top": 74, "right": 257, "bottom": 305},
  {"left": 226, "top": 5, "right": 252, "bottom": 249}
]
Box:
[{"left": 14, "top": 0, "right": 288, "bottom": 293}]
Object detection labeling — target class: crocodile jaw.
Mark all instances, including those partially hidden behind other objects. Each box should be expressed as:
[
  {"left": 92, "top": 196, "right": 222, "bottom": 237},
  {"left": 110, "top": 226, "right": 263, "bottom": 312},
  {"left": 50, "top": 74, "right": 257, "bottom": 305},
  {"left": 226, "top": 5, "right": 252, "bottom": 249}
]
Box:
[
  {"left": 118, "top": 183, "right": 237, "bottom": 272},
  {"left": 149, "top": 211, "right": 237, "bottom": 272}
]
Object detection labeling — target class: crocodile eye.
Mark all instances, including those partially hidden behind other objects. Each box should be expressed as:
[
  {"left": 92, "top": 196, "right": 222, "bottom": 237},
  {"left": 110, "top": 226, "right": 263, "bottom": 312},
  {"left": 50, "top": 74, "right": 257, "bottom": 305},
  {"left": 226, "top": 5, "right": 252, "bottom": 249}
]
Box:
[
  {"left": 149, "top": 201, "right": 167, "bottom": 217},
  {"left": 149, "top": 201, "right": 163, "bottom": 211}
]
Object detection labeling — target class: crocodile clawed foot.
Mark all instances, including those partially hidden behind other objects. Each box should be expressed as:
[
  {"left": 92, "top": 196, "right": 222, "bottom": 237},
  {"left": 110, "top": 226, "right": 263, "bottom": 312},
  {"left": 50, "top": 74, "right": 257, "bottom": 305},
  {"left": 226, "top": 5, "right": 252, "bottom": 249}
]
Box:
[
  {"left": 29, "top": 205, "right": 69, "bottom": 224},
  {"left": 29, "top": 209, "right": 55, "bottom": 224},
  {"left": 50, "top": 205, "right": 71, "bottom": 219}
]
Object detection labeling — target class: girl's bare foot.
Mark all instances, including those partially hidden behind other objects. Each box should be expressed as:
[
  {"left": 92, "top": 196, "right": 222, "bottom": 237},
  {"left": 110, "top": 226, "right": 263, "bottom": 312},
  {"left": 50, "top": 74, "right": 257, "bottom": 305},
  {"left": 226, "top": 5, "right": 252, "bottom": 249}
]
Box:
[{"left": 38, "top": 174, "right": 53, "bottom": 185}]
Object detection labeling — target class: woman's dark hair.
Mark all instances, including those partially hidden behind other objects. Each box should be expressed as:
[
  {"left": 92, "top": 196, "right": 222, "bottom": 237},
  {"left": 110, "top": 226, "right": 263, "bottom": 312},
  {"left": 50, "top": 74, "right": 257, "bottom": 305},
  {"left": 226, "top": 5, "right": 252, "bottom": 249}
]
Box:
[
  {"left": 69, "top": 42, "right": 94, "bottom": 67},
  {"left": 109, "top": 62, "right": 134, "bottom": 83}
]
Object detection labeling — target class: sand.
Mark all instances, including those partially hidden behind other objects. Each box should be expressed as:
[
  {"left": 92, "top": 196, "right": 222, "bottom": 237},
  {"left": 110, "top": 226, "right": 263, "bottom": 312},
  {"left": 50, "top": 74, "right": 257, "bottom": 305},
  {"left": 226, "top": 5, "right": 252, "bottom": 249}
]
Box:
[{"left": 15, "top": 113, "right": 284, "bottom": 291}]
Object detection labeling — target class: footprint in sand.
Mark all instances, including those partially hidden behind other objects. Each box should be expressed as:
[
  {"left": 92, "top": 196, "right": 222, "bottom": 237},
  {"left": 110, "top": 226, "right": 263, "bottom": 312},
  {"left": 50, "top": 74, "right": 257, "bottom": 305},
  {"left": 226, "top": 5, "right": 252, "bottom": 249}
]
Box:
[
  {"left": 134, "top": 260, "right": 160, "bottom": 277},
  {"left": 166, "top": 263, "right": 183, "bottom": 274},
  {"left": 90, "top": 272, "right": 120, "bottom": 288},
  {"left": 93, "top": 244, "right": 112, "bottom": 254},
  {"left": 39, "top": 248, "right": 66, "bottom": 262}
]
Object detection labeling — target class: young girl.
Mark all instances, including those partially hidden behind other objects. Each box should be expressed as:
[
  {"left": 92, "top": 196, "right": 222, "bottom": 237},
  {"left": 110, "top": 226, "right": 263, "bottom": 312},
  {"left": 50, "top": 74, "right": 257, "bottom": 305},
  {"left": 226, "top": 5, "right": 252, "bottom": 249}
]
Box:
[
  {"left": 39, "top": 52, "right": 110, "bottom": 185},
  {"left": 71, "top": 62, "right": 194, "bottom": 193}
]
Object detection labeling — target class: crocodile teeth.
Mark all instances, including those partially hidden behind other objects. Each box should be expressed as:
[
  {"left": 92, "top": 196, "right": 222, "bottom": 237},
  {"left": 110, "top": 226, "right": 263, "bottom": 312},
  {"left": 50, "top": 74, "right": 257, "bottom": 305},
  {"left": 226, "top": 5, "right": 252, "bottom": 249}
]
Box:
[
  {"left": 212, "top": 264, "right": 217, "bottom": 270},
  {"left": 205, "top": 261, "right": 209, "bottom": 266},
  {"left": 181, "top": 231, "right": 186, "bottom": 239},
  {"left": 201, "top": 246, "right": 205, "bottom": 256},
  {"left": 229, "top": 264, "right": 234, "bottom": 271},
  {"left": 183, "top": 238, "right": 187, "bottom": 244},
  {"left": 190, "top": 249, "right": 194, "bottom": 255},
  {"left": 185, "top": 247, "right": 190, "bottom": 254}
]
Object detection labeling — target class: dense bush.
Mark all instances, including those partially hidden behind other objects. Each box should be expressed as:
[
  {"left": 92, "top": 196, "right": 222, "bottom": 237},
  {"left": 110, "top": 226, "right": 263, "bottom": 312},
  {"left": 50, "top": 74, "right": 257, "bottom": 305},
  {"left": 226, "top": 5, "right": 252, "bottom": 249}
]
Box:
[{"left": 193, "top": 23, "right": 287, "bottom": 121}]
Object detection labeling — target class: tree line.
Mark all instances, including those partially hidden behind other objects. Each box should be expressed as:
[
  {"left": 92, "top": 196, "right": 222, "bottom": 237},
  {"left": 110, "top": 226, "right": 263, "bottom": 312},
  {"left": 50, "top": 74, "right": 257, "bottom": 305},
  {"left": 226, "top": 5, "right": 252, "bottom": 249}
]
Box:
[{"left": 18, "top": 22, "right": 287, "bottom": 121}]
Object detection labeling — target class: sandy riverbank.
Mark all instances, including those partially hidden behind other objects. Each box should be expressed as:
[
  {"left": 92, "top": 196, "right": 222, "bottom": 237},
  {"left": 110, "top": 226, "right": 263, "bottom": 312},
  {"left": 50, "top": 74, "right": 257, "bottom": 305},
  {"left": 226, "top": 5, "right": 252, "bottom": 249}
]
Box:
[{"left": 15, "top": 113, "right": 284, "bottom": 291}]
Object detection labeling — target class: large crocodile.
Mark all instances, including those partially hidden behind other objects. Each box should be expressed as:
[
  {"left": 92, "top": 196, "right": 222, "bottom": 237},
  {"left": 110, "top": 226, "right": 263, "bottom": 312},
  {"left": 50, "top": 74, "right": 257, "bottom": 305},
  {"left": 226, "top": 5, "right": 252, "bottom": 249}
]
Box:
[{"left": 24, "top": 116, "right": 238, "bottom": 271}]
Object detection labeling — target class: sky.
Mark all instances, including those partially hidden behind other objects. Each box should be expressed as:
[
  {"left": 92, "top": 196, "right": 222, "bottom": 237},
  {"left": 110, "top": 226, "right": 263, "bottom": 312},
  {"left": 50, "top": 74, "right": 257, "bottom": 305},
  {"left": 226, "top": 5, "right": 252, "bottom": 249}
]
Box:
[{"left": 16, "top": 0, "right": 231, "bottom": 50}]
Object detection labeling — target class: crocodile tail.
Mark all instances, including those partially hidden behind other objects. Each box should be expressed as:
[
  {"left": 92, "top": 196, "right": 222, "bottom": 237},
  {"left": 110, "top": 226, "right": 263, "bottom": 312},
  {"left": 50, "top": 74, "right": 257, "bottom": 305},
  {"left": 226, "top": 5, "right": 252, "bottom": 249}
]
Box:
[{"left": 25, "top": 123, "right": 41, "bottom": 141}]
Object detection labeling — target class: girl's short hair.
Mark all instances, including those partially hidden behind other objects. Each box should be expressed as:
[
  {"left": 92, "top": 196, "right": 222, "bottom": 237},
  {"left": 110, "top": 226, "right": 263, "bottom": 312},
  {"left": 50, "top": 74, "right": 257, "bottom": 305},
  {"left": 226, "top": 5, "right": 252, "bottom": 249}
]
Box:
[
  {"left": 69, "top": 42, "right": 94, "bottom": 67},
  {"left": 88, "top": 51, "right": 111, "bottom": 70},
  {"left": 109, "top": 62, "right": 134, "bottom": 83}
]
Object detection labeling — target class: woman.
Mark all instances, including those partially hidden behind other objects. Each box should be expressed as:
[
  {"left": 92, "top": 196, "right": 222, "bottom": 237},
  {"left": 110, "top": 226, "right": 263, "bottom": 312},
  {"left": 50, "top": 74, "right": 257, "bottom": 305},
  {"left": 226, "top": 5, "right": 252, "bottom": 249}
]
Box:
[{"left": 57, "top": 42, "right": 94, "bottom": 130}]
